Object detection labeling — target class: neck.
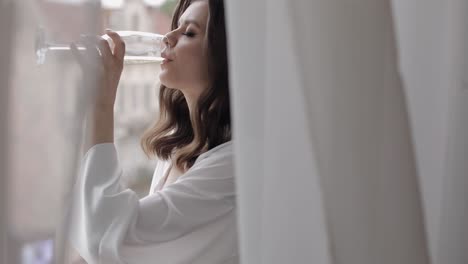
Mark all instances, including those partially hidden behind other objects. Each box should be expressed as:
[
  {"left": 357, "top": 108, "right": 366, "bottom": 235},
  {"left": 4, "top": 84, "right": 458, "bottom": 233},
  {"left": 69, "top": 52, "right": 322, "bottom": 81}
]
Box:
[
  {"left": 178, "top": 85, "right": 200, "bottom": 112},
  {"left": 181, "top": 91, "right": 200, "bottom": 137},
  {"left": 185, "top": 96, "right": 197, "bottom": 117}
]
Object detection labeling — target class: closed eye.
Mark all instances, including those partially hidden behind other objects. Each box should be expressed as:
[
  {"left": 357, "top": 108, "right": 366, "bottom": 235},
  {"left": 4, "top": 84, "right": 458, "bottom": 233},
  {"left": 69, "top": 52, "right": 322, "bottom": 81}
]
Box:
[{"left": 182, "top": 32, "right": 196, "bottom": 37}]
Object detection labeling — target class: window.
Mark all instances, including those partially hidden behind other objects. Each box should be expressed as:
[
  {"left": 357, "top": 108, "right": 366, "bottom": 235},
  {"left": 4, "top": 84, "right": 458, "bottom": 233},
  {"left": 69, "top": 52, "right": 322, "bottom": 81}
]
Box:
[
  {"left": 132, "top": 13, "right": 140, "bottom": 30},
  {"left": 3, "top": 0, "right": 175, "bottom": 262}
]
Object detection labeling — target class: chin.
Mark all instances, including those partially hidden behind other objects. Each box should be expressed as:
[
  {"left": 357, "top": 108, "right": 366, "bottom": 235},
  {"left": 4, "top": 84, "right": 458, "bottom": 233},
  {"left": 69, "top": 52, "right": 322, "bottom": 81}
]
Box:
[
  {"left": 160, "top": 75, "right": 185, "bottom": 91},
  {"left": 159, "top": 79, "right": 180, "bottom": 91},
  {"left": 158, "top": 72, "right": 173, "bottom": 88}
]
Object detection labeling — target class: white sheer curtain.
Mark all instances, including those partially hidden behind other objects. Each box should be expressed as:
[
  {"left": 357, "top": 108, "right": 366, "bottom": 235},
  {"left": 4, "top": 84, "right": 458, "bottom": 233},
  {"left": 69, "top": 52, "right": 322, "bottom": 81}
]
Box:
[
  {"left": 226, "top": 0, "right": 467, "bottom": 263},
  {"left": 392, "top": 0, "right": 468, "bottom": 263},
  {"left": 0, "top": 1, "right": 101, "bottom": 262},
  {"left": 0, "top": 1, "right": 14, "bottom": 263}
]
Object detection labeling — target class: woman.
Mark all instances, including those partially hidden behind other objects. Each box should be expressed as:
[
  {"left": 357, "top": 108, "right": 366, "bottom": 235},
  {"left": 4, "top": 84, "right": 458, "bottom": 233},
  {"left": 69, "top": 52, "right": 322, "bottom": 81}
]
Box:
[{"left": 69, "top": 0, "right": 237, "bottom": 263}]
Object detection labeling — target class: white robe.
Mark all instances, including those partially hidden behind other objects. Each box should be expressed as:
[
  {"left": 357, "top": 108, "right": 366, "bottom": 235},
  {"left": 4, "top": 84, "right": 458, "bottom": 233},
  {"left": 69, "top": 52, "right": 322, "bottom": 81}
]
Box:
[{"left": 69, "top": 141, "right": 238, "bottom": 264}]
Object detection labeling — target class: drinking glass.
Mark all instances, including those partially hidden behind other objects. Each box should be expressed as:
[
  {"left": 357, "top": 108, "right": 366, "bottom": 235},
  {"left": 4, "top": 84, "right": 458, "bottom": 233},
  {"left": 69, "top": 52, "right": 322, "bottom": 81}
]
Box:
[{"left": 35, "top": 27, "right": 165, "bottom": 65}]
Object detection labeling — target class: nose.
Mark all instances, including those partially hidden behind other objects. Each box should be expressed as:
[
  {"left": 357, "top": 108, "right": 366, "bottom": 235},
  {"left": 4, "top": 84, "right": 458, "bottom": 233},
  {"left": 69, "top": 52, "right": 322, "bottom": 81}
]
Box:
[
  {"left": 162, "top": 35, "right": 170, "bottom": 48},
  {"left": 163, "top": 32, "right": 175, "bottom": 48}
]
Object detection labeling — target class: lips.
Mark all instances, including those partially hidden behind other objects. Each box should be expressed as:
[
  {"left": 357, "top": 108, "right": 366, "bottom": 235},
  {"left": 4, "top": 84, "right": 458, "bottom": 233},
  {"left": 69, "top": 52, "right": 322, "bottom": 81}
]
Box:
[
  {"left": 161, "top": 58, "right": 172, "bottom": 65},
  {"left": 161, "top": 50, "right": 174, "bottom": 60}
]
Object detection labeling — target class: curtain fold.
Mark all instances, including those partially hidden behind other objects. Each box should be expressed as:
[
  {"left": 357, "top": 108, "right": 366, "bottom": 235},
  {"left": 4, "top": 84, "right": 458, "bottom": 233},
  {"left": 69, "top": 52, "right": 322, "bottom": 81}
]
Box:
[
  {"left": 435, "top": 1, "right": 468, "bottom": 262},
  {"left": 392, "top": 0, "right": 468, "bottom": 263},
  {"left": 288, "top": 1, "right": 429, "bottom": 263},
  {"left": 224, "top": 1, "right": 268, "bottom": 263},
  {"left": 261, "top": 0, "right": 331, "bottom": 263},
  {"left": 226, "top": 1, "right": 331, "bottom": 263},
  {"left": 0, "top": 1, "right": 14, "bottom": 262},
  {"left": 224, "top": 0, "right": 462, "bottom": 263}
]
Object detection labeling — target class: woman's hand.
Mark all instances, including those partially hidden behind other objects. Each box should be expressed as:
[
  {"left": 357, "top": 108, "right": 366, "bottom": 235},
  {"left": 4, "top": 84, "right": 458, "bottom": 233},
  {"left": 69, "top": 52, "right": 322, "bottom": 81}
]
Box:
[
  {"left": 70, "top": 29, "right": 125, "bottom": 110},
  {"left": 70, "top": 29, "right": 125, "bottom": 149}
]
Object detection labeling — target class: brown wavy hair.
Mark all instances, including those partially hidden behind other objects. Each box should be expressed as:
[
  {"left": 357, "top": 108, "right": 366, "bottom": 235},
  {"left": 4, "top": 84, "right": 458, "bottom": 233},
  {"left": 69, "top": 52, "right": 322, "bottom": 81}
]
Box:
[{"left": 141, "top": 0, "right": 231, "bottom": 171}]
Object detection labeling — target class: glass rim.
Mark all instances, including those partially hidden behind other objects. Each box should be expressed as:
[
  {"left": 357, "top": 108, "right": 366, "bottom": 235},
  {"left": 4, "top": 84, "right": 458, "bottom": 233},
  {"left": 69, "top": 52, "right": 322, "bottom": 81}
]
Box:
[{"left": 102, "top": 30, "right": 165, "bottom": 40}]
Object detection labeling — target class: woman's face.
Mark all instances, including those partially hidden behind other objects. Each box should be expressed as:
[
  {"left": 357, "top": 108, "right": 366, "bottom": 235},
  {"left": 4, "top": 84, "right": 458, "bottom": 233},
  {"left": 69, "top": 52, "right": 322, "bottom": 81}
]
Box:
[{"left": 159, "top": 1, "right": 210, "bottom": 97}]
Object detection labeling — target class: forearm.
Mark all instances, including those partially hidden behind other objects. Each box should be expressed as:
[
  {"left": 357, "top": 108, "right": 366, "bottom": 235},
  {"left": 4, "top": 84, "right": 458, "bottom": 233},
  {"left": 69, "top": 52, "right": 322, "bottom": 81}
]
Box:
[{"left": 84, "top": 106, "right": 114, "bottom": 153}]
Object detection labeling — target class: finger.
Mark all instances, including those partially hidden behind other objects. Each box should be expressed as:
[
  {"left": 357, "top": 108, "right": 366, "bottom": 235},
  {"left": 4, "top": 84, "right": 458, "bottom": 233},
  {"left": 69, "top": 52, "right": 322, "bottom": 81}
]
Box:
[
  {"left": 105, "top": 30, "right": 125, "bottom": 61},
  {"left": 83, "top": 35, "right": 100, "bottom": 56},
  {"left": 81, "top": 35, "right": 101, "bottom": 66},
  {"left": 96, "top": 36, "right": 113, "bottom": 67}
]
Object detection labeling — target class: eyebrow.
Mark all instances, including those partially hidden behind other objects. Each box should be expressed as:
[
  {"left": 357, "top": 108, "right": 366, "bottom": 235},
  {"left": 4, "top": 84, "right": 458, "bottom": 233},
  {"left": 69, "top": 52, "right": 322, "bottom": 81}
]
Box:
[{"left": 178, "top": 19, "right": 202, "bottom": 28}]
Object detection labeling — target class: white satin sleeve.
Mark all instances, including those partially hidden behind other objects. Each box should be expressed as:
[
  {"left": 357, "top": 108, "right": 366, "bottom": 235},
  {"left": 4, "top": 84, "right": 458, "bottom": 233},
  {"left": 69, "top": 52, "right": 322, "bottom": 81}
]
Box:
[{"left": 69, "top": 143, "right": 236, "bottom": 264}]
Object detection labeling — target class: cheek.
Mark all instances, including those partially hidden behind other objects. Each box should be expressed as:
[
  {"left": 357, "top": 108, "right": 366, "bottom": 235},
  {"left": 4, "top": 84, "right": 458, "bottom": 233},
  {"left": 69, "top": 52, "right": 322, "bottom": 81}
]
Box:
[
  {"left": 183, "top": 56, "right": 209, "bottom": 80},
  {"left": 180, "top": 45, "right": 209, "bottom": 75}
]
